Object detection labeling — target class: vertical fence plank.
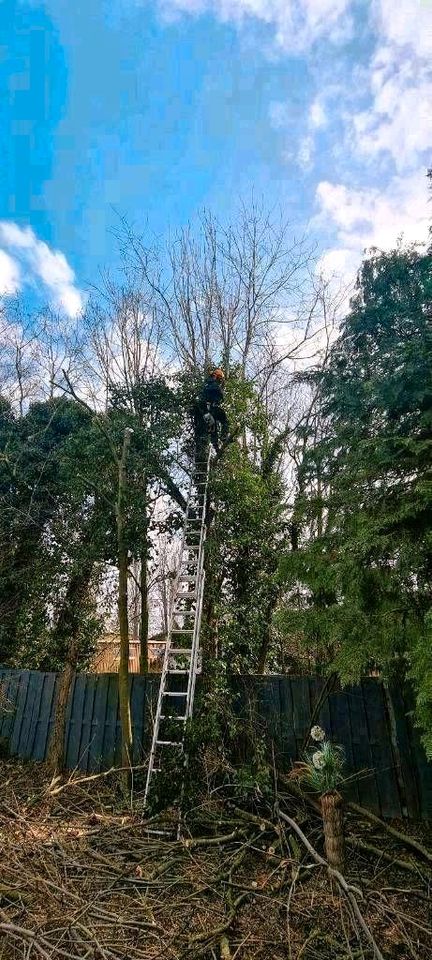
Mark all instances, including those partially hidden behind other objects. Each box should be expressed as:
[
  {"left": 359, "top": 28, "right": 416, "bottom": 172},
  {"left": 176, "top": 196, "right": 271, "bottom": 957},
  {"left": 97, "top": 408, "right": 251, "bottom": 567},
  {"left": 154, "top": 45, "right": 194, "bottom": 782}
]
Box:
[
  {"left": 0, "top": 671, "right": 19, "bottom": 739},
  {"left": 21, "top": 672, "right": 45, "bottom": 760},
  {"left": 328, "top": 686, "right": 360, "bottom": 804},
  {"left": 66, "top": 675, "right": 87, "bottom": 771},
  {"left": 255, "top": 676, "right": 281, "bottom": 754},
  {"left": 278, "top": 677, "right": 297, "bottom": 769},
  {"left": 89, "top": 675, "right": 110, "bottom": 772},
  {"left": 383, "top": 683, "right": 419, "bottom": 818},
  {"left": 79, "top": 675, "right": 97, "bottom": 773},
  {"left": 362, "top": 679, "right": 402, "bottom": 819},
  {"left": 313, "top": 677, "right": 333, "bottom": 745},
  {"left": 33, "top": 673, "right": 57, "bottom": 762},
  {"left": 345, "top": 684, "right": 381, "bottom": 814},
  {"left": 10, "top": 671, "right": 31, "bottom": 756},
  {"left": 291, "top": 677, "right": 312, "bottom": 756},
  {"left": 102, "top": 674, "right": 119, "bottom": 768},
  {"left": 131, "top": 675, "right": 147, "bottom": 766}
]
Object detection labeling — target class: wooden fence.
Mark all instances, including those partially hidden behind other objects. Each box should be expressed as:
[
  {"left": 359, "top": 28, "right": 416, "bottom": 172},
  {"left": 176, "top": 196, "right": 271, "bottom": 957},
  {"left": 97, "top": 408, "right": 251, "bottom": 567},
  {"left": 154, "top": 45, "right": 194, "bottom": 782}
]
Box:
[{"left": 0, "top": 669, "right": 431, "bottom": 819}]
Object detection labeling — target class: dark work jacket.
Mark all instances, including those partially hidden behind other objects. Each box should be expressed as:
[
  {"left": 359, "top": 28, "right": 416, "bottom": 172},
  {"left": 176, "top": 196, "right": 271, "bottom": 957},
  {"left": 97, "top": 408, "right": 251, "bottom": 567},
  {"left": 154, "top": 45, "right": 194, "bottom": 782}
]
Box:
[{"left": 202, "top": 377, "right": 224, "bottom": 405}]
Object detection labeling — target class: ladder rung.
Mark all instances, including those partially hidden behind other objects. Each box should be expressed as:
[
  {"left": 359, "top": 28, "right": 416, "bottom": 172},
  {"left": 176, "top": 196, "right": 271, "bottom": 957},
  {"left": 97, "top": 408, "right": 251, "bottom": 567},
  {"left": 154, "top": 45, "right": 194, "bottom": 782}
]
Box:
[
  {"left": 163, "top": 691, "right": 187, "bottom": 697},
  {"left": 156, "top": 740, "right": 183, "bottom": 746},
  {"left": 171, "top": 628, "right": 194, "bottom": 634},
  {"left": 167, "top": 669, "right": 189, "bottom": 674},
  {"left": 160, "top": 714, "right": 186, "bottom": 720},
  {"left": 178, "top": 576, "right": 197, "bottom": 582},
  {"left": 169, "top": 648, "right": 193, "bottom": 655}
]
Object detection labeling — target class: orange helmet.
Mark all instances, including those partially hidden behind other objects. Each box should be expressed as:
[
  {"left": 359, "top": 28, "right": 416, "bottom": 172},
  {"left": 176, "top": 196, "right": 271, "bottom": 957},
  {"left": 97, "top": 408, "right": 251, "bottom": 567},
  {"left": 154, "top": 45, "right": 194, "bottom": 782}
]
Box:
[{"left": 211, "top": 367, "right": 225, "bottom": 381}]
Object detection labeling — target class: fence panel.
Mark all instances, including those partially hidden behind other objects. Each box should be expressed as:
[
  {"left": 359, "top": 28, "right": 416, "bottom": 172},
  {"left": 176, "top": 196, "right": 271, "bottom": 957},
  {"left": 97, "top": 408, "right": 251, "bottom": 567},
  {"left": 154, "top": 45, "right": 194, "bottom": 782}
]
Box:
[{"left": 0, "top": 669, "right": 431, "bottom": 818}]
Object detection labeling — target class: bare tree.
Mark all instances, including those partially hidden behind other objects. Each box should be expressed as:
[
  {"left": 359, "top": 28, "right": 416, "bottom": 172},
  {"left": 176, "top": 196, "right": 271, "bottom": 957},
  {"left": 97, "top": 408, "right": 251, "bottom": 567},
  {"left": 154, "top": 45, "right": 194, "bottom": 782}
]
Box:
[{"left": 114, "top": 202, "right": 315, "bottom": 376}]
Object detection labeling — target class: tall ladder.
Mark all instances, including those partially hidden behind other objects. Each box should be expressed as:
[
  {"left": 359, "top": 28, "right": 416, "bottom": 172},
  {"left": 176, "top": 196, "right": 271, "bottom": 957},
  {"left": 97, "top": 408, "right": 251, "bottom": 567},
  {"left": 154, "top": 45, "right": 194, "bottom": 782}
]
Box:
[{"left": 144, "top": 449, "right": 211, "bottom": 809}]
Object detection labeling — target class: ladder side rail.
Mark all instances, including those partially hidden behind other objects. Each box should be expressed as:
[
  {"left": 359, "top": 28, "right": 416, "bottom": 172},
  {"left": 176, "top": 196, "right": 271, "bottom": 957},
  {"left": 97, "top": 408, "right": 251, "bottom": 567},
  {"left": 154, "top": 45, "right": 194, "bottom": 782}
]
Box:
[
  {"left": 144, "top": 477, "right": 193, "bottom": 800},
  {"left": 186, "top": 570, "right": 205, "bottom": 718},
  {"left": 144, "top": 446, "right": 212, "bottom": 806},
  {"left": 184, "top": 448, "right": 211, "bottom": 719}
]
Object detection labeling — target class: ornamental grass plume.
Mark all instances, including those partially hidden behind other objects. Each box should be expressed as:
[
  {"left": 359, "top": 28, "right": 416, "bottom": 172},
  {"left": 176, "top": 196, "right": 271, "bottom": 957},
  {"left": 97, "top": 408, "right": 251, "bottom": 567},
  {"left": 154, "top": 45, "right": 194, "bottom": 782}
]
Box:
[
  {"left": 291, "top": 726, "right": 346, "bottom": 870},
  {"left": 304, "top": 739, "right": 345, "bottom": 795}
]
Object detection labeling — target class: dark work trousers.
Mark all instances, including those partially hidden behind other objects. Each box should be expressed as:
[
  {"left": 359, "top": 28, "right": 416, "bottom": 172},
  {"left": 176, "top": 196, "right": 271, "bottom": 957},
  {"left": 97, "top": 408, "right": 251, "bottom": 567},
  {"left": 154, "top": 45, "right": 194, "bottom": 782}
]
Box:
[
  {"left": 192, "top": 401, "right": 228, "bottom": 466},
  {"left": 211, "top": 404, "right": 229, "bottom": 440}
]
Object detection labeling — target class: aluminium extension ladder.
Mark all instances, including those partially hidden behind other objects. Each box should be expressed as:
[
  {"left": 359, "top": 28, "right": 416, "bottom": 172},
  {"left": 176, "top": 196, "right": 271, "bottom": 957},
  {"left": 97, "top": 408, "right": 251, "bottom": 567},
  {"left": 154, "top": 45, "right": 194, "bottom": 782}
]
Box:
[{"left": 143, "top": 449, "right": 212, "bottom": 809}]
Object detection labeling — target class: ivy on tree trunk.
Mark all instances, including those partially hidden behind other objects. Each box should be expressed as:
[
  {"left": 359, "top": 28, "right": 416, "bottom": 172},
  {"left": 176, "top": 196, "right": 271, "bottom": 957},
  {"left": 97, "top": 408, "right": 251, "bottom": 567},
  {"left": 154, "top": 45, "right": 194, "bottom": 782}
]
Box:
[{"left": 117, "top": 428, "right": 133, "bottom": 790}]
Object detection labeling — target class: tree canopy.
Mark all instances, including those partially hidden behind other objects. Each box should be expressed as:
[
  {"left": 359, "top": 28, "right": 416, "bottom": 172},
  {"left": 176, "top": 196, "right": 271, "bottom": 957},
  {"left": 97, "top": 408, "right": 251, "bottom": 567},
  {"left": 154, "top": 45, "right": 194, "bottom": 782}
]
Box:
[
  {"left": 278, "top": 243, "right": 432, "bottom": 750},
  {"left": 1, "top": 199, "right": 432, "bottom": 752}
]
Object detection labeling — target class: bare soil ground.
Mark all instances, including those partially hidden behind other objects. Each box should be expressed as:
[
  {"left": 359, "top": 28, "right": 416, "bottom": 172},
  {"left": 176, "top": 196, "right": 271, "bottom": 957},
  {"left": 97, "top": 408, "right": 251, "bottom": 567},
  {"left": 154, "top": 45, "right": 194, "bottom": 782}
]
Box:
[{"left": 0, "top": 759, "right": 431, "bottom": 959}]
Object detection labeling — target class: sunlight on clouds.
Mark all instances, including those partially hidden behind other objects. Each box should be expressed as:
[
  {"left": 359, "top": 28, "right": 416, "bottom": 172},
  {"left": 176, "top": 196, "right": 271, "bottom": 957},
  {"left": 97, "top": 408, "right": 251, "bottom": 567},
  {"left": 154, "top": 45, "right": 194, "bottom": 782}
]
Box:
[
  {"left": 374, "top": 0, "right": 432, "bottom": 58},
  {"left": 349, "top": 0, "right": 432, "bottom": 168},
  {"left": 316, "top": 173, "right": 430, "bottom": 282},
  {"left": 0, "top": 223, "right": 85, "bottom": 318},
  {"left": 313, "top": 0, "right": 431, "bottom": 284},
  {"left": 0, "top": 250, "right": 21, "bottom": 296},
  {"left": 352, "top": 48, "right": 432, "bottom": 169},
  {"left": 309, "top": 99, "right": 327, "bottom": 130}
]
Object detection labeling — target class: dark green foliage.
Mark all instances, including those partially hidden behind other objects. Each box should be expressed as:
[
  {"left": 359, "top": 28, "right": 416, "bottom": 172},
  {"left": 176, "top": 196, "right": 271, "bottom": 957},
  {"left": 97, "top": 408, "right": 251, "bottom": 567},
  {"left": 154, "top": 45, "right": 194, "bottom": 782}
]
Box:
[
  {"left": 279, "top": 244, "right": 432, "bottom": 750},
  {"left": 203, "top": 372, "right": 288, "bottom": 672},
  {"left": 147, "top": 663, "right": 272, "bottom": 813},
  {"left": 0, "top": 374, "right": 186, "bottom": 672},
  {"left": 0, "top": 397, "right": 102, "bottom": 666}
]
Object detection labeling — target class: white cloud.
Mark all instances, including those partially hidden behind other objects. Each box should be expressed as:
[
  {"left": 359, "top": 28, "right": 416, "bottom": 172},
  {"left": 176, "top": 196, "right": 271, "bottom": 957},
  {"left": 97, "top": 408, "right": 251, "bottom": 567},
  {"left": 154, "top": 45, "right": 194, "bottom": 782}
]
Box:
[
  {"left": 373, "top": 0, "right": 432, "bottom": 58},
  {"left": 351, "top": 47, "right": 432, "bottom": 170},
  {"left": 344, "top": 0, "right": 432, "bottom": 170},
  {"left": 157, "top": 0, "right": 351, "bottom": 50},
  {"left": 311, "top": 0, "right": 431, "bottom": 286},
  {"left": 309, "top": 99, "right": 327, "bottom": 129},
  {"left": 0, "top": 223, "right": 85, "bottom": 318},
  {"left": 297, "top": 135, "right": 314, "bottom": 169},
  {"left": 316, "top": 172, "right": 430, "bottom": 281},
  {"left": 0, "top": 250, "right": 21, "bottom": 296}
]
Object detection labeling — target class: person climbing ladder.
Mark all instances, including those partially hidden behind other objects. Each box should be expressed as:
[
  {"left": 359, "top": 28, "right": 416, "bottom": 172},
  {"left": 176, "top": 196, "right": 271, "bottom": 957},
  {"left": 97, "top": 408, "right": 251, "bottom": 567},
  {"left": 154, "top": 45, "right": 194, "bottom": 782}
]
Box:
[{"left": 193, "top": 366, "right": 229, "bottom": 456}]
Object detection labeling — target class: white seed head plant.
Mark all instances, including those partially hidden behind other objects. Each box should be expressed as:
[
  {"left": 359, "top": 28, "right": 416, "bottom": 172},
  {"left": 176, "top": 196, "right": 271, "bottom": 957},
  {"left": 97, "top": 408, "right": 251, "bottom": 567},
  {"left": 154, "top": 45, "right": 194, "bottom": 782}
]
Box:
[{"left": 310, "top": 725, "right": 326, "bottom": 742}]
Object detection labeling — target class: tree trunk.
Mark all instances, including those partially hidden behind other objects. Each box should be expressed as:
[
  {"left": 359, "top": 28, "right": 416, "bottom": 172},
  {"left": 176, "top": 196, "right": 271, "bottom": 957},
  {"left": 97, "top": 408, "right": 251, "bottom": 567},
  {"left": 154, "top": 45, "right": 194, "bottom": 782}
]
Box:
[
  {"left": 139, "top": 551, "right": 149, "bottom": 674},
  {"left": 47, "top": 556, "right": 95, "bottom": 775},
  {"left": 117, "top": 428, "right": 133, "bottom": 791},
  {"left": 131, "top": 559, "right": 140, "bottom": 642},
  {"left": 48, "top": 637, "right": 79, "bottom": 776},
  {"left": 321, "top": 791, "right": 345, "bottom": 870},
  {"left": 256, "top": 592, "right": 278, "bottom": 674}
]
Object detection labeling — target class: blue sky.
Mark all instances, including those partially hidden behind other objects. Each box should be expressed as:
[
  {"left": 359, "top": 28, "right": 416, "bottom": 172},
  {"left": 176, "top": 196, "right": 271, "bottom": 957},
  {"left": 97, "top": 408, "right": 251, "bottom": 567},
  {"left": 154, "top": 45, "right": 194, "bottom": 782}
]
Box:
[{"left": 0, "top": 0, "right": 430, "bottom": 316}]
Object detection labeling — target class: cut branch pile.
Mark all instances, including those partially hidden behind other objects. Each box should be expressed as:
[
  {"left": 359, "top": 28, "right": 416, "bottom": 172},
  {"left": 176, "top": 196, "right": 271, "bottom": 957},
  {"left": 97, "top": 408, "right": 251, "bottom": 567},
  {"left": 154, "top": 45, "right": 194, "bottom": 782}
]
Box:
[{"left": 0, "top": 760, "right": 431, "bottom": 959}]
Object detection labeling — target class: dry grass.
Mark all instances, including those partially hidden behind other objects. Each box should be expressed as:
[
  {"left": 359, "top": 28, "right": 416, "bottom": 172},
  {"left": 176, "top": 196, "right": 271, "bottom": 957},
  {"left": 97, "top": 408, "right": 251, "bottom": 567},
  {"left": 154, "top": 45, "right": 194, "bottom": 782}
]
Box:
[{"left": 0, "top": 759, "right": 431, "bottom": 959}]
